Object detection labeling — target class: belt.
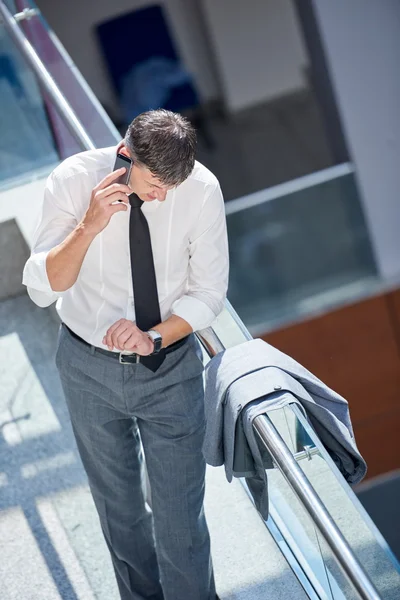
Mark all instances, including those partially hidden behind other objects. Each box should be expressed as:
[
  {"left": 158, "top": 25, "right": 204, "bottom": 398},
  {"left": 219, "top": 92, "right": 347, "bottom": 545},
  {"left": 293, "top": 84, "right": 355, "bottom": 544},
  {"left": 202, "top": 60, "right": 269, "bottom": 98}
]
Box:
[{"left": 64, "top": 324, "right": 189, "bottom": 364}]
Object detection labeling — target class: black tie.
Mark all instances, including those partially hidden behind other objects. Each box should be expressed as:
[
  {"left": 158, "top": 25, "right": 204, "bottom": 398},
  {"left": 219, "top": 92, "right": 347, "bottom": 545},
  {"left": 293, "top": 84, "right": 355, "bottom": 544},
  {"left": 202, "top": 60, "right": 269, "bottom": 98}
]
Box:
[{"left": 129, "top": 193, "right": 165, "bottom": 371}]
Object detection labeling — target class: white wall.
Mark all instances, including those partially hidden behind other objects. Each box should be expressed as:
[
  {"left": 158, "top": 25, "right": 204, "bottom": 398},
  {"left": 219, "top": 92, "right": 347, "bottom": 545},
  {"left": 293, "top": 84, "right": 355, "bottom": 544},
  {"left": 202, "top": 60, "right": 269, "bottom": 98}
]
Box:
[
  {"left": 201, "top": 0, "right": 309, "bottom": 112},
  {"left": 37, "top": 0, "right": 309, "bottom": 116},
  {"left": 312, "top": 0, "right": 400, "bottom": 280},
  {"left": 36, "top": 0, "right": 221, "bottom": 114}
]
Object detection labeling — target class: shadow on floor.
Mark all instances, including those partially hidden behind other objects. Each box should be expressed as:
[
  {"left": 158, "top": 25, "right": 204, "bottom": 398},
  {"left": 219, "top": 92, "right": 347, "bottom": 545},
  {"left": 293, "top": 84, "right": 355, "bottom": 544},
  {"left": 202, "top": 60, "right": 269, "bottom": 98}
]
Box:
[{"left": 0, "top": 294, "right": 117, "bottom": 599}]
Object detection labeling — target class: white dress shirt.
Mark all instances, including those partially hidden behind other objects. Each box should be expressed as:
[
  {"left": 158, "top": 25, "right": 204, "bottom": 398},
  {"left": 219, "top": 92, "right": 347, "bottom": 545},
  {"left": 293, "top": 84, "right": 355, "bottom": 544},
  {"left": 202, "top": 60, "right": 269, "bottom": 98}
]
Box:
[{"left": 22, "top": 145, "right": 229, "bottom": 349}]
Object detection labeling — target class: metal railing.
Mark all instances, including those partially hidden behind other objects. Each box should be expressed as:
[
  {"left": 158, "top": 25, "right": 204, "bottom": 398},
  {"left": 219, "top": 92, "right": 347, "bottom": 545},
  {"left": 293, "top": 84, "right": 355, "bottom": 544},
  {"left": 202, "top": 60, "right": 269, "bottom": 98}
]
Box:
[
  {"left": 196, "top": 307, "right": 383, "bottom": 600},
  {"left": 254, "top": 414, "right": 380, "bottom": 600},
  {"left": 0, "top": 3, "right": 385, "bottom": 598},
  {"left": 0, "top": 1, "right": 96, "bottom": 151},
  {"left": 224, "top": 162, "right": 354, "bottom": 216}
]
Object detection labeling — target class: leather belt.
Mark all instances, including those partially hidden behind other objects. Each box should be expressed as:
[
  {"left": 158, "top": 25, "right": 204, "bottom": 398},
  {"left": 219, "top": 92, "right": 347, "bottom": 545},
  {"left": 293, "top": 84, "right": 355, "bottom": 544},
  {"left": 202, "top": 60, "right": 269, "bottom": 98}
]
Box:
[{"left": 64, "top": 324, "right": 189, "bottom": 365}]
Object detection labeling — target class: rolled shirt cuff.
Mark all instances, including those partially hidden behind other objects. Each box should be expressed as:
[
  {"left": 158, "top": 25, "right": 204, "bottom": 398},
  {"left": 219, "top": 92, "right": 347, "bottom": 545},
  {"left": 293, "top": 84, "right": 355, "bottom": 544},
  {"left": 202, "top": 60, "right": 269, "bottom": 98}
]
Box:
[
  {"left": 22, "top": 251, "right": 60, "bottom": 307},
  {"left": 171, "top": 294, "right": 218, "bottom": 332}
]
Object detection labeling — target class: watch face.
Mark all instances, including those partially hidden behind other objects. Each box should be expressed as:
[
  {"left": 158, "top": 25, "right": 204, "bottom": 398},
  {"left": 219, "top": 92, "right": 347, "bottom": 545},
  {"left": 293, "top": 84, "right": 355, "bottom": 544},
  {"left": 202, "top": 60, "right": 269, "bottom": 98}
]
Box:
[
  {"left": 149, "top": 330, "right": 161, "bottom": 341},
  {"left": 148, "top": 330, "right": 162, "bottom": 354}
]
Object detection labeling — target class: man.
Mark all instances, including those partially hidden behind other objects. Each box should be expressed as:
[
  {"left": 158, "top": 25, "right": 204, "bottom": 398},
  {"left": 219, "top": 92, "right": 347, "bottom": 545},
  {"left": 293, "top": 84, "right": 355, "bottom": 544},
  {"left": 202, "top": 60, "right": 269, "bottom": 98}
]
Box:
[{"left": 23, "top": 109, "right": 229, "bottom": 600}]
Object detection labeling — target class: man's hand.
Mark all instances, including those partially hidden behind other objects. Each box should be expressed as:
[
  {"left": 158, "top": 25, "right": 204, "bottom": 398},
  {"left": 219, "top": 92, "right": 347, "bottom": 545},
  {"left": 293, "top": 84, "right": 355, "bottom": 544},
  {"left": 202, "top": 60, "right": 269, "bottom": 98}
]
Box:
[
  {"left": 80, "top": 169, "right": 132, "bottom": 237},
  {"left": 103, "top": 319, "right": 154, "bottom": 355}
]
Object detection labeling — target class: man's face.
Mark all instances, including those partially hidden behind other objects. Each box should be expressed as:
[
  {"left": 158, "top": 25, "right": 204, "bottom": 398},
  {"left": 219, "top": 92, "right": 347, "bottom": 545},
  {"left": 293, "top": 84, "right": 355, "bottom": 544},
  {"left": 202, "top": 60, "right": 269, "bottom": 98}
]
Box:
[
  {"left": 118, "top": 145, "right": 174, "bottom": 202},
  {"left": 129, "top": 163, "right": 174, "bottom": 202}
]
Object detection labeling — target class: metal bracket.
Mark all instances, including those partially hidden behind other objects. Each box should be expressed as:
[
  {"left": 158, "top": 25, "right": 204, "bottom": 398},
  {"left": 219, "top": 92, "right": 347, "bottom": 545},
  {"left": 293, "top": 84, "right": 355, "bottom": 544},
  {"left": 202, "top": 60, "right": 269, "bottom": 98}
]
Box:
[
  {"left": 14, "top": 8, "right": 39, "bottom": 22},
  {"left": 295, "top": 444, "right": 320, "bottom": 462}
]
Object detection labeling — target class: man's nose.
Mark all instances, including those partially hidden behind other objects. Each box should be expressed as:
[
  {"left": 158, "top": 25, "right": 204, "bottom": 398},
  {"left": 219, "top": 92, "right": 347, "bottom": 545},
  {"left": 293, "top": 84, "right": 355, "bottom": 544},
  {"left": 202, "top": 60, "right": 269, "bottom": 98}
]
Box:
[{"left": 156, "top": 189, "right": 168, "bottom": 201}]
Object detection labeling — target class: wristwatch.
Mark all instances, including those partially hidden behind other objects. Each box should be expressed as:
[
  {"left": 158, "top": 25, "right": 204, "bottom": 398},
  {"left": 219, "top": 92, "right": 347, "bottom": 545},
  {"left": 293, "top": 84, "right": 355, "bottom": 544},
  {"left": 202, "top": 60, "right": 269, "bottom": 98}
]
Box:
[{"left": 146, "top": 329, "right": 163, "bottom": 355}]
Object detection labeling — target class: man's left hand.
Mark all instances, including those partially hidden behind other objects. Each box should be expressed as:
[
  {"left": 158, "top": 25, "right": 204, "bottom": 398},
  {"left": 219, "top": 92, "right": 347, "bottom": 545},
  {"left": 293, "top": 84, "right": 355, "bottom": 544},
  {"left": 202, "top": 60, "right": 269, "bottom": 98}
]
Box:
[{"left": 103, "top": 319, "right": 154, "bottom": 354}]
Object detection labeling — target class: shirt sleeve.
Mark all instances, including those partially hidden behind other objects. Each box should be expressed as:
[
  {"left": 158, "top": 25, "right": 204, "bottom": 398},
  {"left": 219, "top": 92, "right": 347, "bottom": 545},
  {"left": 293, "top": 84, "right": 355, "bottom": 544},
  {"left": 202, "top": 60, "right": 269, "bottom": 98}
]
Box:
[
  {"left": 171, "top": 182, "right": 229, "bottom": 331},
  {"left": 22, "top": 170, "right": 78, "bottom": 307}
]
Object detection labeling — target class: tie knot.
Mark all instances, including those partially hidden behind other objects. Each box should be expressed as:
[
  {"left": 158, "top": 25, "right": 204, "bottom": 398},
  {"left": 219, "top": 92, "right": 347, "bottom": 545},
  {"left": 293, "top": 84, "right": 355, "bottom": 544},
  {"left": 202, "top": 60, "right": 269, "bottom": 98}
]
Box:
[{"left": 129, "top": 193, "right": 144, "bottom": 208}]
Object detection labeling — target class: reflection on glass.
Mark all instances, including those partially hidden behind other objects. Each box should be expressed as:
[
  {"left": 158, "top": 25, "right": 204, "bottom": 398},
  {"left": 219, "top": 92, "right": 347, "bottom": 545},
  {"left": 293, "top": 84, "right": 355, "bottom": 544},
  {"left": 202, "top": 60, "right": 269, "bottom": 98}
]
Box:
[
  {"left": 269, "top": 405, "right": 315, "bottom": 455},
  {"left": 313, "top": 531, "right": 359, "bottom": 600},
  {"left": 210, "top": 302, "right": 251, "bottom": 351},
  {"left": 0, "top": 0, "right": 120, "bottom": 189},
  {"left": 265, "top": 408, "right": 337, "bottom": 599},
  {"left": 291, "top": 406, "right": 400, "bottom": 600},
  {"left": 15, "top": 0, "right": 119, "bottom": 154},
  {"left": 0, "top": 22, "right": 59, "bottom": 185},
  {"left": 227, "top": 170, "right": 378, "bottom": 332}
]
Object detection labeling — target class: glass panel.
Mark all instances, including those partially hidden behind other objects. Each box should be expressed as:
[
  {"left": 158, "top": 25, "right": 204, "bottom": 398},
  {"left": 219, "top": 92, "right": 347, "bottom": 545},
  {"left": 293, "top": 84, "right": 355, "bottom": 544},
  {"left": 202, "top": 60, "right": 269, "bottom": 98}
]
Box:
[
  {"left": 267, "top": 473, "right": 338, "bottom": 600},
  {"left": 267, "top": 408, "right": 353, "bottom": 599},
  {"left": 6, "top": 0, "right": 119, "bottom": 161},
  {"left": 0, "top": 0, "right": 120, "bottom": 188},
  {"left": 285, "top": 405, "right": 400, "bottom": 599},
  {"left": 263, "top": 407, "right": 347, "bottom": 599},
  {"left": 313, "top": 532, "right": 359, "bottom": 600},
  {"left": 226, "top": 169, "right": 379, "bottom": 332},
  {"left": 209, "top": 302, "right": 251, "bottom": 350},
  {"left": 0, "top": 19, "right": 59, "bottom": 186}
]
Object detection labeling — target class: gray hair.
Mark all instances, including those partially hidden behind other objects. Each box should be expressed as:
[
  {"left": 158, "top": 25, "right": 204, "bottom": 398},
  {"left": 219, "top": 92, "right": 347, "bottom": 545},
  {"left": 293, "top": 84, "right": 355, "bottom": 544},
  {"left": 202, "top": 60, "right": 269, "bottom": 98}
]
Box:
[{"left": 124, "top": 109, "right": 197, "bottom": 186}]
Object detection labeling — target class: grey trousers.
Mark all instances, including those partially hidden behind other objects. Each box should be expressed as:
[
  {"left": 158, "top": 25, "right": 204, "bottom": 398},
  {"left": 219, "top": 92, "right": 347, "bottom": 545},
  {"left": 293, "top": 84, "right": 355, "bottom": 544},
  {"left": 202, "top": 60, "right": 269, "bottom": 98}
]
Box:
[{"left": 56, "top": 323, "right": 216, "bottom": 600}]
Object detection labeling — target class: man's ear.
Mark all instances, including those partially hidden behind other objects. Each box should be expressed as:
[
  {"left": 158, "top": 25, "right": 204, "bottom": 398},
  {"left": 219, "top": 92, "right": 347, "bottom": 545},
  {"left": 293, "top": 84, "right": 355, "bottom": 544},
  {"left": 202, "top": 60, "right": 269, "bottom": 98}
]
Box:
[{"left": 118, "top": 144, "right": 130, "bottom": 158}]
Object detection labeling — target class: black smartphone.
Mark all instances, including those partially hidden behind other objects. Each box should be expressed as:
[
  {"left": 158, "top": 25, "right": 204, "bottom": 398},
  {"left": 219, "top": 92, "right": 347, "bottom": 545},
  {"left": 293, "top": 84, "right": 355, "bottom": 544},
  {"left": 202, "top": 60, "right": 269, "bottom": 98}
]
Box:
[{"left": 113, "top": 153, "right": 132, "bottom": 185}]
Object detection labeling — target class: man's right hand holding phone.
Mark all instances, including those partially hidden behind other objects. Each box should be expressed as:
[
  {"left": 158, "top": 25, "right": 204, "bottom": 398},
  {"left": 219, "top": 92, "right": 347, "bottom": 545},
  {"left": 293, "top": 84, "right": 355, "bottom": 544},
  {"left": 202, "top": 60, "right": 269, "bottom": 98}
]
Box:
[
  {"left": 46, "top": 168, "right": 132, "bottom": 292},
  {"left": 81, "top": 168, "right": 132, "bottom": 237}
]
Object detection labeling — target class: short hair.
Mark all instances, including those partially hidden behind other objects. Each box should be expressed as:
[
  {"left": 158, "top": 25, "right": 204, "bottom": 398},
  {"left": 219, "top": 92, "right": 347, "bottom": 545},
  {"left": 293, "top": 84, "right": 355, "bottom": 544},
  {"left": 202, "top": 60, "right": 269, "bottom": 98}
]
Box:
[{"left": 124, "top": 109, "right": 197, "bottom": 186}]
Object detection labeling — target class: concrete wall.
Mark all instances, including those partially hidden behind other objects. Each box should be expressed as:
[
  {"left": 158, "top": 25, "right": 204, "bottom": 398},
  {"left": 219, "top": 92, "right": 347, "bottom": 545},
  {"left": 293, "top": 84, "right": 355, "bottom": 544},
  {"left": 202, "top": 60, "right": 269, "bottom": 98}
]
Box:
[
  {"left": 0, "top": 177, "right": 47, "bottom": 299},
  {"left": 201, "top": 0, "right": 309, "bottom": 112},
  {"left": 312, "top": 0, "right": 400, "bottom": 280},
  {"left": 35, "top": 0, "right": 221, "bottom": 114},
  {"left": 0, "top": 177, "right": 47, "bottom": 246}
]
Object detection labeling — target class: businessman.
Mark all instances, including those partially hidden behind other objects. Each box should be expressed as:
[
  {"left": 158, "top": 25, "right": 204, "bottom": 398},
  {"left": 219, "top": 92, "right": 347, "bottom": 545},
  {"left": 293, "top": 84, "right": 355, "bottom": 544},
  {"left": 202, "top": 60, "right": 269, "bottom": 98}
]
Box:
[{"left": 23, "top": 109, "right": 229, "bottom": 600}]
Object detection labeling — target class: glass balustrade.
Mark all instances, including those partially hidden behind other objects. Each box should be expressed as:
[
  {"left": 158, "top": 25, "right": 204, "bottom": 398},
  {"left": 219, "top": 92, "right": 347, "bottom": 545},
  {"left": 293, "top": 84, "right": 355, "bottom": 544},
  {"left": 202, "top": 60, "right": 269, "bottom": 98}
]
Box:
[
  {"left": 198, "top": 304, "right": 400, "bottom": 599},
  {"left": 290, "top": 406, "right": 400, "bottom": 599},
  {"left": 13, "top": 0, "right": 119, "bottom": 150},
  {"left": 262, "top": 404, "right": 400, "bottom": 599},
  {"left": 0, "top": 0, "right": 119, "bottom": 189},
  {"left": 0, "top": 15, "right": 59, "bottom": 187},
  {"left": 226, "top": 166, "right": 379, "bottom": 333}
]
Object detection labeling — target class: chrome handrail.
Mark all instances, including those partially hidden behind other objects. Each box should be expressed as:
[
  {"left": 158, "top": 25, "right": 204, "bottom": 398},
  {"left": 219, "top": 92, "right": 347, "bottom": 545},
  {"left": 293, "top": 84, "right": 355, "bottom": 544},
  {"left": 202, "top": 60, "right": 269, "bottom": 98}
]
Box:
[
  {"left": 225, "top": 162, "right": 354, "bottom": 216},
  {"left": 1, "top": 6, "right": 383, "bottom": 598},
  {"left": 254, "top": 414, "right": 381, "bottom": 600},
  {"left": 196, "top": 310, "right": 383, "bottom": 599},
  {"left": 197, "top": 299, "right": 252, "bottom": 353},
  {"left": 0, "top": 1, "right": 96, "bottom": 151}
]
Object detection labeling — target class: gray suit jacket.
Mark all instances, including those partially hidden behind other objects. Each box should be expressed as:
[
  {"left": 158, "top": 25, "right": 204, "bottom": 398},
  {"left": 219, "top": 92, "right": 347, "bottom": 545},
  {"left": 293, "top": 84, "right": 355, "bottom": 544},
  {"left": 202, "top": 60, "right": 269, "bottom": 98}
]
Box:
[{"left": 202, "top": 339, "right": 367, "bottom": 519}]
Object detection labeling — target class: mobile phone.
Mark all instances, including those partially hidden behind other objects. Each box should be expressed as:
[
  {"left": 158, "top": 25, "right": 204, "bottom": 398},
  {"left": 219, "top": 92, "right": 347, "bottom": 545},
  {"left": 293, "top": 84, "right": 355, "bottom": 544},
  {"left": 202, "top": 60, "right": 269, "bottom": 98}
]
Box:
[{"left": 113, "top": 153, "right": 132, "bottom": 185}]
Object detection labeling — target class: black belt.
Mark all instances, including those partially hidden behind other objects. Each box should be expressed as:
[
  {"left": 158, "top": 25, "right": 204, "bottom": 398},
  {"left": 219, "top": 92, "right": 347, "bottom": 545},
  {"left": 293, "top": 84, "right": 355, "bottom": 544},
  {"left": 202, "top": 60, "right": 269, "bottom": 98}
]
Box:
[{"left": 64, "top": 324, "right": 189, "bottom": 364}]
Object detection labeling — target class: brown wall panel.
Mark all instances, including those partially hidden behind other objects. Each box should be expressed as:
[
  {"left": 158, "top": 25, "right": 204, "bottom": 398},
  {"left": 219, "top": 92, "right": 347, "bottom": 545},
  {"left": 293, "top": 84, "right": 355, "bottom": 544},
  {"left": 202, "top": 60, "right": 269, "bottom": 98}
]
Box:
[
  {"left": 387, "top": 288, "right": 400, "bottom": 318},
  {"left": 386, "top": 289, "right": 400, "bottom": 356},
  {"left": 354, "top": 409, "right": 400, "bottom": 479},
  {"left": 260, "top": 294, "right": 400, "bottom": 477}
]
